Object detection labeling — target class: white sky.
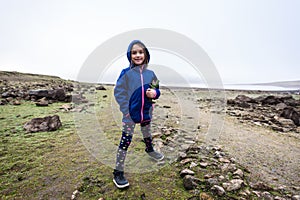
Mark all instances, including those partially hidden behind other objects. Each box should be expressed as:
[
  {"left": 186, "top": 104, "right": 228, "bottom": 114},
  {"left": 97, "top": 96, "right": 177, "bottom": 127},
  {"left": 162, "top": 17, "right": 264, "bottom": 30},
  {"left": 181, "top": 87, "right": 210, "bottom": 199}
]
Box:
[{"left": 0, "top": 0, "right": 299, "bottom": 84}]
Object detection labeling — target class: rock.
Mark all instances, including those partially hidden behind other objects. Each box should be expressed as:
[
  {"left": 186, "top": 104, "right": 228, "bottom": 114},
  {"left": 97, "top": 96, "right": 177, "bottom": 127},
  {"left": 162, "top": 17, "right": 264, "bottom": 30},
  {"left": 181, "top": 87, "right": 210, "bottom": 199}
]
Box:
[
  {"left": 199, "top": 192, "right": 214, "bottom": 200},
  {"left": 252, "top": 190, "right": 261, "bottom": 197},
  {"left": 204, "top": 174, "right": 213, "bottom": 179},
  {"left": 260, "top": 95, "right": 282, "bottom": 105},
  {"left": 211, "top": 185, "right": 225, "bottom": 196},
  {"left": 36, "top": 97, "right": 49, "bottom": 106},
  {"left": 29, "top": 89, "right": 49, "bottom": 98},
  {"left": 152, "top": 132, "right": 162, "bottom": 138},
  {"left": 199, "top": 162, "right": 208, "bottom": 168},
  {"left": 12, "top": 100, "right": 21, "bottom": 105},
  {"left": 185, "top": 140, "right": 195, "bottom": 144},
  {"left": 163, "top": 105, "right": 171, "bottom": 108},
  {"left": 180, "top": 169, "right": 195, "bottom": 177},
  {"left": 250, "top": 181, "right": 273, "bottom": 191},
  {"left": 218, "top": 175, "right": 225, "bottom": 181},
  {"left": 233, "top": 169, "right": 244, "bottom": 178},
  {"left": 206, "top": 178, "right": 218, "bottom": 186},
  {"left": 214, "top": 151, "right": 222, "bottom": 158},
  {"left": 274, "top": 197, "right": 287, "bottom": 200},
  {"left": 23, "top": 115, "right": 62, "bottom": 133},
  {"left": 60, "top": 104, "right": 73, "bottom": 111},
  {"left": 72, "top": 94, "right": 88, "bottom": 104},
  {"left": 212, "top": 145, "right": 222, "bottom": 151},
  {"left": 49, "top": 88, "right": 66, "bottom": 101},
  {"left": 71, "top": 190, "right": 79, "bottom": 200},
  {"left": 183, "top": 175, "right": 198, "bottom": 190},
  {"left": 277, "top": 118, "right": 295, "bottom": 127},
  {"left": 221, "top": 163, "right": 237, "bottom": 172},
  {"left": 222, "top": 179, "right": 244, "bottom": 191},
  {"left": 261, "top": 191, "right": 273, "bottom": 200},
  {"left": 180, "top": 158, "right": 194, "bottom": 165},
  {"left": 95, "top": 85, "right": 106, "bottom": 90},
  {"left": 292, "top": 195, "right": 300, "bottom": 200},
  {"left": 29, "top": 89, "right": 66, "bottom": 101},
  {"left": 177, "top": 152, "right": 187, "bottom": 161},
  {"left": 219, "top": 157, "right": 230, "bottom": 163},
  {"left": 189, "top": 162, "right": 198, "bottom": 168},
  {"left": 276, "top": 103, "right": 287, "bottom": 110},
  {"left": 280, "top": 107, "right": 300, "bottom": 126},
  {"left": 0, "top": 99, "right": 8, "bottom": 105}
]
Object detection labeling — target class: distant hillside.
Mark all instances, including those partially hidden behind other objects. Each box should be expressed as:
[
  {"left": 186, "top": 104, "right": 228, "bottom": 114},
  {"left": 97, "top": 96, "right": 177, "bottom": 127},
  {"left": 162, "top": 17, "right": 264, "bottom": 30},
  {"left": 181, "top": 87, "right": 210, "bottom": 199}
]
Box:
[
  {"left": 0, "top": 71, "right": 63, "bottom": 82},
  {"left": 253, "top": 80, "right": 300, "bottom": 89}
]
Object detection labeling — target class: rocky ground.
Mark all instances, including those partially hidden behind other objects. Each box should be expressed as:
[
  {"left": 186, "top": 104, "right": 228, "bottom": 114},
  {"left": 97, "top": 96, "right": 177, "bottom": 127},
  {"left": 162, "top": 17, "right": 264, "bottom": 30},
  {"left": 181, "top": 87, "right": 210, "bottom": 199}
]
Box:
[{"left": 0, "top": 71, "right": 299, "bottom": 199}]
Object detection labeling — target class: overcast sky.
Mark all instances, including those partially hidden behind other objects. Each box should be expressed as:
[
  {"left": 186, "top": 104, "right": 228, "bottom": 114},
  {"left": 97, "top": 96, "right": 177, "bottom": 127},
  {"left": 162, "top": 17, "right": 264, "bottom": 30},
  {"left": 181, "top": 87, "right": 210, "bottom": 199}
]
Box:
[{"left": 0, "top": 0, "right": 299, "bottom": 84}]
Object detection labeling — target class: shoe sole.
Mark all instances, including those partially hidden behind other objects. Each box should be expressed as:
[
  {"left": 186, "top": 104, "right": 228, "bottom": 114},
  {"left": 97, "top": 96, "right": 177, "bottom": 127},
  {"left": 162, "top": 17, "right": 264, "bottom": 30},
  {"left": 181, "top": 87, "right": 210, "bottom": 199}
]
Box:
[
  {"left": 113, "top": 178, "right": 130, "bottom": 189},
  {"left": 149, "top": 154, "right": 164, "bottom": 161}
]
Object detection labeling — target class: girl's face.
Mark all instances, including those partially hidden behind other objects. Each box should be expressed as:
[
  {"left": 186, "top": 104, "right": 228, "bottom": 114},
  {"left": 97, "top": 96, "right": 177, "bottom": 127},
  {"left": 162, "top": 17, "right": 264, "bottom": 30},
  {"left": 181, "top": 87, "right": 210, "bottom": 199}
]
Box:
[{"left": 131, "top": 44, "right": 145, "bottom": 66}]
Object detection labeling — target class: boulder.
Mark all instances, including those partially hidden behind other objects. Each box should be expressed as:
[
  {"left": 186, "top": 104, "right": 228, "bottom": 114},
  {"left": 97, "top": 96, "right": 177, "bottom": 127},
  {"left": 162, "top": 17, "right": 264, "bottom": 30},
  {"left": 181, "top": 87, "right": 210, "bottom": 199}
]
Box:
[
  {"left": 280, "top": 107, "right": 300, "bottom": 126},
  {"left": 211, "top": 185, "right": 226, "bottom": 196},
  {"left": 23, "top": 115, "right": 62, "bottom": 133},
  {"left": 222, "top": 179, "right": 244, "bottom": 191},
  {"left": 36, "top": 97, "right": 49, "bottom": 106},
  {"left": 29, "top": 89, "right": 66, "bottom": 102},
  {"left": 259, "top": 95, "right": 282, "bottom": 105},
  {"left": 183, "top": 175, "right": 198, "bottom": 190},
  {"left": 95, "top": 85, "right": 106, "bottom": 90}
]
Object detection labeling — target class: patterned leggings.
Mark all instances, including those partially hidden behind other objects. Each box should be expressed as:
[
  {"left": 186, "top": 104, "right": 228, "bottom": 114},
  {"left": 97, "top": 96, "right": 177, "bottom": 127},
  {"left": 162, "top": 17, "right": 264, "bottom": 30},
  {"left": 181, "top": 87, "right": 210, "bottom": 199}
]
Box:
[{"left": 115, "top": 121, "right": 154, "bottom": 171}]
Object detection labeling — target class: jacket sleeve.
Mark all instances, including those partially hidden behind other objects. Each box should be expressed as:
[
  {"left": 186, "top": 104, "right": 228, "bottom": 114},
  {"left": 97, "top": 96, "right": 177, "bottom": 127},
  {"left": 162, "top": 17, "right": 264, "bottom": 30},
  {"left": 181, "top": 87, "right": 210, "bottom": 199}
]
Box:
[{"left": 114, "top": 69, "right": 129, "bottom": 115}]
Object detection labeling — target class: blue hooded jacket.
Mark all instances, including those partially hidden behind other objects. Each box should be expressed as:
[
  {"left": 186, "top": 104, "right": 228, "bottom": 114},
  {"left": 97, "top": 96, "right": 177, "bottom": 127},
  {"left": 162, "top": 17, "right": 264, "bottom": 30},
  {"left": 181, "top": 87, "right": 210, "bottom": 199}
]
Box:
[{"left": 114, "top": 40, "right": 161, "bottom": 123}]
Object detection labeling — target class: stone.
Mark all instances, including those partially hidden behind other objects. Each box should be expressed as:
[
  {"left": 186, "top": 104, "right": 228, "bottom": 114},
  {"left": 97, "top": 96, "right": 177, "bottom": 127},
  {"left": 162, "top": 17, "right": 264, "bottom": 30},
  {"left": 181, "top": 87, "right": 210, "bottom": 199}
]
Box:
[
  {"left": 292, "top": 195, "right": 300, "bottom": 200},
  {"left": 274, "top": 197, "right": 287, "bottom": 200},
  {"left": 219, "top": 157, "right": 230, "bottom": 163},
  {"left": 95, "top": 85, "right": 106, "bottom": 90},
  {"left": 250, "top": 181, "right": 273, "bottom": 191},
  {"left": 23, "top": 115, "right": 62, "bottom": 133},
  {"left": 211, "top": 185, "right": 225, "bottom": 196},
  {"left": 261, "top": 191, "right": 273, "bottom": 200},
  {"left": 180, "top": 158, "right": 194, "bottom": 165},
  {"left": 71, "top": 190, "right": 79, "bottom": 200},
  {"left": 36, "top": 97, "right": 49, "bottom": 106},
  {"left": 221, "top": 163, "right": 237, "bottom": 172},
  {"left": 183, "top": 175, "right": 197, "bottom": 190},
  {"left": 277, "top": 117, "right": 295, "bottom": 127},
  {"left": 214, "top": 151, "right": 222, "bottom": 158},
  {"left": 180, "top": 169, "right": 195, "bottom": 177},
  {"left": 280, "top": 107, "right": 300, "bottom": 126},
  {"left": 199, "top": 192, "right": 214, "bottom": 200},
  {"left": 199, "top": 162, "right": 208, "bottom": 168},
  {"left": 29, "top": 89, "right": 66, "bottom": 101},
  {"left": 152, "top": 132, "right": 162, "bottom": 138},
  {"left": 276, "top": 103, "right": 287, "bottom": 110},
  {"left": 12, "top": 100, "right": 21, "bottom": 105},
  {"left": 207, "top": 178, "right": 218, "bottom": 186},
  {"left": 189, "top": 162, "right": 198, "bottom": 168},
  {"left": 60, "top": 104, "right": 73, "bottom": 111},
  {"left": 0, "top": 99, "right": 8, "bottom": 105},
  {"left": 177, "top": 152, "right": 187, "bottom": 161},
  {"left": 222, "top": 179, "right": 244, "bottom": 191},
  {"left": 233, "top": 169, "right": 244, "bottom": 178}
]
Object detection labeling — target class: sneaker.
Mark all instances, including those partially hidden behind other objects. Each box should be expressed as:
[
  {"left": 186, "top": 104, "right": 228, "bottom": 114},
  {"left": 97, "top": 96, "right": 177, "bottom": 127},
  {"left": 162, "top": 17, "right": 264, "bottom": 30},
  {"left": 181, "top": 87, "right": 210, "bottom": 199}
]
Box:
[
  {"left": 113, "top": 169, "right": 129, "bottom": 189},
  {"left": 147, "top": 150, "right": 164, "bottom": 161}
]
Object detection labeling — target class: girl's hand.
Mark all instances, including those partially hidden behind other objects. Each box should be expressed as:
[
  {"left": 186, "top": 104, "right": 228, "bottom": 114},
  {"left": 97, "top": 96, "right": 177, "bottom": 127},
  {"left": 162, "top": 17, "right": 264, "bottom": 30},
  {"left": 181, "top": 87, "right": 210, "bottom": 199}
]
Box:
[{"left": 146, "top": 88, "right": 156, "bottom": 98}]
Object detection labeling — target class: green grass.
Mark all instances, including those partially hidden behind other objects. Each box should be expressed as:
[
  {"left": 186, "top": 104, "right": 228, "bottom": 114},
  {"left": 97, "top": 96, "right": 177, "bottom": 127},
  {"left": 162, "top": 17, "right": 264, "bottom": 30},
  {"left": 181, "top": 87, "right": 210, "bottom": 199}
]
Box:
[{"left": 0, "top": 89, "right": 194, "bottom": 200}]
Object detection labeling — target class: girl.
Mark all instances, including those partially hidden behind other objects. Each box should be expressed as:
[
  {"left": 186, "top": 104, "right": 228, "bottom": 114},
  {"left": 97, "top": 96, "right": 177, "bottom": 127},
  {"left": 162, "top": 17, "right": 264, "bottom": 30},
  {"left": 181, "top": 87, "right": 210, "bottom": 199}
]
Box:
[{"left": 113, "top": 40, "right": 164, "bottom": 188}]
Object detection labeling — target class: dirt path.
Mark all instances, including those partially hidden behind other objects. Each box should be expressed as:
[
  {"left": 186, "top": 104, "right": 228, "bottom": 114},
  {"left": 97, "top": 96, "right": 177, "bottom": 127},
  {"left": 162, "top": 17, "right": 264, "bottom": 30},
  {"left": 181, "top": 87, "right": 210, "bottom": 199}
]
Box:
[{"left": 157, "top": 88, "right": 300, "bottom": 193}]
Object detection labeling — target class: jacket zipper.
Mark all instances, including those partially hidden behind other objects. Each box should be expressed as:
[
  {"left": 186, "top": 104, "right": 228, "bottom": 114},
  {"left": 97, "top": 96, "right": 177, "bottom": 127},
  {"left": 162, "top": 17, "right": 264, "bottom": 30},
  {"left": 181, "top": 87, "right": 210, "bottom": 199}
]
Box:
[{"left": 140, "top": 66, "right": 144, "bottom": 122}]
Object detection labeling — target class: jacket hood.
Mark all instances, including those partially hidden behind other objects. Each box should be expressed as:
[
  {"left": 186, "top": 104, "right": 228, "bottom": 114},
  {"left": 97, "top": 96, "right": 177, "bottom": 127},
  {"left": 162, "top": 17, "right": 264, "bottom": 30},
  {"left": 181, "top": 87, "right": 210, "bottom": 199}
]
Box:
[{"left": 127, "top": 40, "right": 150, "bottom": 65}]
